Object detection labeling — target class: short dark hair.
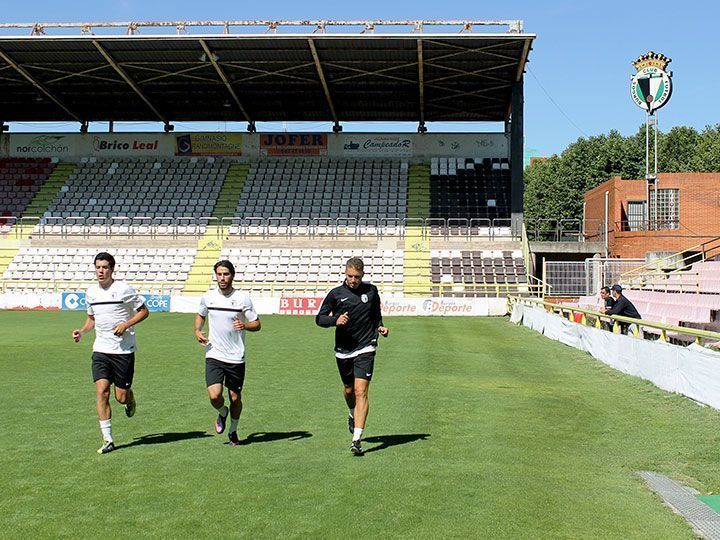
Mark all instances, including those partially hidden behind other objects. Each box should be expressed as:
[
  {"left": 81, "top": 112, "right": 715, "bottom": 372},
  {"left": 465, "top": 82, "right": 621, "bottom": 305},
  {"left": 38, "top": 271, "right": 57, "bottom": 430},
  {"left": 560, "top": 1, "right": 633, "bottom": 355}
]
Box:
[
  {"left": 600, "top": 286, "right": 610, "bottom": 294},
  {"left": 346, "top": 257, "right": 364, "bottom": 272},
  {"left": 214, "top": 260, "right": 235, "bottom": 277},
  {"left": 610, "top": 284, "right": 623, "bottom": 293},
  {"left": 94, "top": 252, "right": 115, "bottom": 270}
]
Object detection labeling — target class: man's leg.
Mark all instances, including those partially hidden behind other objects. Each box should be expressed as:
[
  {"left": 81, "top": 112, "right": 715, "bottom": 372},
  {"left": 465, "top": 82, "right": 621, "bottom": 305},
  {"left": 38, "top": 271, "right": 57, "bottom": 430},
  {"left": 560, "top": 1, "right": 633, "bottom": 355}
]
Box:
[
  {"left": 227, "top": 389, "right": 243, "bottom": 445},
  {"left": 207, "top": 383, "right": 229, "bottom": 434},
  {"left": 115, "top": 387, "right": 135, "bottom": 417},
  {"left": 352, "top": 378, "right": 370, "bottom": 438},
  {"left": 337, "top": 357, "right": 356, "bottom": 433},
  {"left": 95, "top": 378, "right": 115, "bottom": 453}
]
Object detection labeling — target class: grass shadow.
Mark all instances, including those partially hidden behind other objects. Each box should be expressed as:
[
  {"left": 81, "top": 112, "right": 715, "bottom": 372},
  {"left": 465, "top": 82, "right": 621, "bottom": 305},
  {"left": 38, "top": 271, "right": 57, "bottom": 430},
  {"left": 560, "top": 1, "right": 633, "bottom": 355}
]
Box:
[
  {"left": 362, "top": 433, "right": 431, "bottom": 454},
  {"left": 237, "top": 431, "right": 313, "bottom": 446},
  {"left": 116, "top": 431, "right": 213, "bottom": 449}
]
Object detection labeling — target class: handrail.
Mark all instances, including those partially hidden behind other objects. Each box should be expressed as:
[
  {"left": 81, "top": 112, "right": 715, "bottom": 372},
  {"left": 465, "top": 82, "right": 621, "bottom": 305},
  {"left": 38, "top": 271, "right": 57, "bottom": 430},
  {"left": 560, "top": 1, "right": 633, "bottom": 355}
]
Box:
[
  {"left": 508, "top": 295, "right": 720, "bottom": 346},
  {"left": 621, "top": 236, "right": 720, "bottom": 285}
]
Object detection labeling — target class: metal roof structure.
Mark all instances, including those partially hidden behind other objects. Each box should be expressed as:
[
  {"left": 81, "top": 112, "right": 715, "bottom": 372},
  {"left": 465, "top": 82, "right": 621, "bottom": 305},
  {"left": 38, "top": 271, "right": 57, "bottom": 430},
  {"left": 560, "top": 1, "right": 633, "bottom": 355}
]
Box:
[{"left": 0, "top": 20, "right": 534, "bottom": 129}]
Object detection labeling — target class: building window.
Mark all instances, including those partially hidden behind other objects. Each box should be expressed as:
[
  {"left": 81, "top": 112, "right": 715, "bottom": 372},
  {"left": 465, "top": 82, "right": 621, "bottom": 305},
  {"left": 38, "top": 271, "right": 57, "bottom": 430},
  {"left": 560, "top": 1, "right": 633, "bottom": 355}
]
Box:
[
  {"left": 649, "top": 188, "right": 680, "bottom": 230},
  {"left": 627, "top": 201, "right": 646, "bottom": 231}
]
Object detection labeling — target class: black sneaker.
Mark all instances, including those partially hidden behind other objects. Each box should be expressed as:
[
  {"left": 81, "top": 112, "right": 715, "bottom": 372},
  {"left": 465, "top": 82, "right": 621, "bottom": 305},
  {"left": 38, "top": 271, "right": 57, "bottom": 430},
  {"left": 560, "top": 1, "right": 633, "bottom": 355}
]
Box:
[
  {"left": 350, "top": 440, "right": 363, "bottom": 456},
  {"left": 347, "top": 415, "right": 355, "bottom": 434},
  {"left": 228, "top": 431, "right": 241, "bottom": 446},
  {"left": 125, "top": 398, "right": 136, "bottom": 418},
  {"left": 97, "top": 440, "right": 116, "bottom": 454},
  {"left": 215, "top": 409, "right": 229, "bottom": 434}
]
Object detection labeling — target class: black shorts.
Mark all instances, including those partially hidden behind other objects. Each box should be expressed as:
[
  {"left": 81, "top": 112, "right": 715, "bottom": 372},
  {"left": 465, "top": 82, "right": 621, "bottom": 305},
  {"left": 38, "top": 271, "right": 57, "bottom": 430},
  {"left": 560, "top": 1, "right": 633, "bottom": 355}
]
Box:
[
  {"left": 336, "top": 352, "right": 376, "bottom": 385},
  {"left": 206, "top": 358, "right": 245, "bottom": 393},
  {"left": 92, "top": 352, "right": 135, "bottom": 389}
]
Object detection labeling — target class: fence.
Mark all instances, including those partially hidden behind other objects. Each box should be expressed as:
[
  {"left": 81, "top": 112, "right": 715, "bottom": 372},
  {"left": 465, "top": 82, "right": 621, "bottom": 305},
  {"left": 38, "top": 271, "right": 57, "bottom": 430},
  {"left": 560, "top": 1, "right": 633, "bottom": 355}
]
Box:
[
  {"left": 543, "top": 258, "right": 644, "bottom": 296},
  {"left": 1, "top": 215, "right": 522, "bottom": 241}
]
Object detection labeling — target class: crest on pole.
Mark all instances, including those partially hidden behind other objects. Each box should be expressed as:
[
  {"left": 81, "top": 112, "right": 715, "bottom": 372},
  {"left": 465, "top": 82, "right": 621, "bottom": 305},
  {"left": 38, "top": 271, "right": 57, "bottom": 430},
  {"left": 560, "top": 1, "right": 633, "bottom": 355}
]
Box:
[{"left": 630, "top": 51, "right": 672, "bottom": 113}]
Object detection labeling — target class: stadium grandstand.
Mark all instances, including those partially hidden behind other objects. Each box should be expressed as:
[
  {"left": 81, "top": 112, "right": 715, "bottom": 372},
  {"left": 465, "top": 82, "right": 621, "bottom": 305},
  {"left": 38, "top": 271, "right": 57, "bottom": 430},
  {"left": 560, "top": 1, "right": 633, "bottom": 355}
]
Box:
[{"left": 0, "top": 19, "right": 539, "bottom": 313}]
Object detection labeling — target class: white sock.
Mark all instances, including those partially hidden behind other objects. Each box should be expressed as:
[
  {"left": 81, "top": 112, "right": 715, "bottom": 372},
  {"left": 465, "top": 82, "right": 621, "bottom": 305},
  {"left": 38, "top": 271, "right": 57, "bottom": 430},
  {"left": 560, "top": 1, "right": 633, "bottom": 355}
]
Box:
[
  {"left": 99, "top": 419, "right": 113, "bottom": 442},
  {"left": 352, "top": 427, "right": 363, "bottom": 442},
  {"left": 229, "top": 417, "right": 239, "bottom": 434},
  {"left": 215, "top": 405, "right": 228, "bottom": 417},
  {"left": 348, "top": 408, "right": 354, "bottom": 418}
]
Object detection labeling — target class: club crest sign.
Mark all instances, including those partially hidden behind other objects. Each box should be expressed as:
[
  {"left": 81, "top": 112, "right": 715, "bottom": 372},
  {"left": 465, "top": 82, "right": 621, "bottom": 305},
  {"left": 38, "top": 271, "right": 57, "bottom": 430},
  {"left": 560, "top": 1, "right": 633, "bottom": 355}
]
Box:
[{"left": 630, "top": 51, "right": 672, "bottom": 113}]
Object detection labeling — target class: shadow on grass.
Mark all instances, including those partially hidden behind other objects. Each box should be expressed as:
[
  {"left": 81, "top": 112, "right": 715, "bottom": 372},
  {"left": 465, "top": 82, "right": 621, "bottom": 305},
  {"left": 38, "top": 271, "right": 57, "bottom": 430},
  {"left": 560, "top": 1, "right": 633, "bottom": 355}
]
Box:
[
  {"left": 237, "top": 431, "right": 313, "bottom": 446},
  {"left": 116, "top": 431, "right": 213, "bottom": 449},
  {"left": 362, "top": 433, "right": 431, "bottom": 454}
]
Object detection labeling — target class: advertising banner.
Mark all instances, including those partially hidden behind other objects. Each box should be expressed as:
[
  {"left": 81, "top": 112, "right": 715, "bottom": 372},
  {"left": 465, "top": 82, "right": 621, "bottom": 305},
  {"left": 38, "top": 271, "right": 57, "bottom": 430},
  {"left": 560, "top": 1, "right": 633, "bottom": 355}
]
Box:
[
  {"left": 142, "top": 294, "right": 171, "bottom": 312},
  {"left": 260, "top": 133, "right": 328, "bottom": 156},
  {"left": 62, "top": 292, "right": 87, "bottom": 311},
  {"left": 279, "top": 297, "right": 324, "bottom": 315},
  {"left": 61, "top": 292, "right": 169, "bottom": 312},
  {"left": 175, "top": 133, "right": 243, "bottom": 156},
  {"left": 381, "top": 297, "right": 507, "bottom": 316},
  {"left": 88, "top": 134, "right": 173, "bottom": 157},
  {"left": 9, "top": 134, "right": 75, "bottom": 157},
  {"left": 342, "top": 135, "right": 413, "bottom": 157}
]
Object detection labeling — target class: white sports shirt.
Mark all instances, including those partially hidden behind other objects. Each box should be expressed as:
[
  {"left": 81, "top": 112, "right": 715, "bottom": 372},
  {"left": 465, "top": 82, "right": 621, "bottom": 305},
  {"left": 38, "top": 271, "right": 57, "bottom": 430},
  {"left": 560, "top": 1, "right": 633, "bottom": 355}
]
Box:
[
  {"left": 86, "top": 281, "right": 145, "bottom": 354},
  {"left": 198, "top": 288, "right": 258, "bottom": 364}
]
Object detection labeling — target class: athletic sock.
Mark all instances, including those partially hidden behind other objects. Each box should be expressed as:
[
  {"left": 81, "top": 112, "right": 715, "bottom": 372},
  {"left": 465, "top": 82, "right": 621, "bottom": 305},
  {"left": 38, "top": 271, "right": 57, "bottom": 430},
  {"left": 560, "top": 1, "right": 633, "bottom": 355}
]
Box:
[
  {"left": 352, "top": 427, "right": 363, "bottom": 442},
  {"left": 215, "top": 405, "right": 229, "bottom": 417},
  {"left": 348, "top": 408, "right": 354, "bottom": 418},
  {"left": 99, "top": 419, "right": 113, "bottom": 442},
  {"left": 230, "top": 417, "right": 239, "bottom": 434}
]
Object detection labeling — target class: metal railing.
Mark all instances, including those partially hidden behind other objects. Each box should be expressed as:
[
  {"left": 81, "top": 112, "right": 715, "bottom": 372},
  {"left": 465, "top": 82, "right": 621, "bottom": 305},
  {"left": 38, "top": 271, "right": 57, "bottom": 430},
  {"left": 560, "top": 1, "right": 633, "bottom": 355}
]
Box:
[
  {"left": 621, "top": 236, "right": 720, "bottom": 289},
  {"left": 526, "top": 218, "right": 605, "bottom": 243},
  {"left": 509, "top": 296, "right": 720, "bottom": 346},
  {"left": 0, "top": 214, "right": 525, "bottom": 240},
  {"left": 0, "top": 279, "right": 180, "bottom": 295}
]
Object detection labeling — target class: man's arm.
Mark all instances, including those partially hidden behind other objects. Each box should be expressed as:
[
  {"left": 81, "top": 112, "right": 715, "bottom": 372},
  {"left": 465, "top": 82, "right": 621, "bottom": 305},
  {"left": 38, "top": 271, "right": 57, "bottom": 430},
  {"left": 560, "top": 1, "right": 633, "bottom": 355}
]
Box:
[
  {"left": 316, "top": 291, "right": 342, "bottom": 327},
  {"left": 373, "top": 287, "right": 389, "bottom": 337},
  {"left": 194, "top": 313, "right": 209, "bottom": 345},
  {"left": 233, "top": 317, "right": 261, "bottom": 332},
  {"left": 72, "top": 315, "right": 95, "bottom": 342},
  {"left": 113, "top": 305, "right": 149, "bottom": 336}
]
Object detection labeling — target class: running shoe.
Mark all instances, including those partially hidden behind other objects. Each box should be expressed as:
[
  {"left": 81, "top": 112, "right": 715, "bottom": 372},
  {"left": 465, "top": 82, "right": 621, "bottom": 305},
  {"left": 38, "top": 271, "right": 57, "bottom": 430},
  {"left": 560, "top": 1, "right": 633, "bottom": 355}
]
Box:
[
  {"left": 215, "top": 409, "right": 229, "bottom": 434},
  {"left": 348, "top": 415, "right": 355, "bottom": 434},
  {"left": 350, "top": 440, "right": 363, "bottom": 456},
  {"left": 97, "top": 440, "right": 116, "bottom": 454},
  {"left": 228, "top": 431, "right": 241, "bottom": 446},
  {"left": 125, "top": 397, "right": 136, "bottom": 418}
]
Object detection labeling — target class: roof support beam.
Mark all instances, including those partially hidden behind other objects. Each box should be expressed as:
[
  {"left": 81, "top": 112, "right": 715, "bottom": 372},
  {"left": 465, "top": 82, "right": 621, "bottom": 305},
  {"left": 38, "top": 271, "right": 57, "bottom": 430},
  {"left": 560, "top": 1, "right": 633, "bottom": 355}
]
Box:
[
  {"left": 307, "top": 38, "right": 338, "bottom": 125},
  {"left": 417, "top": 39, "right": 425, "bottom": 127},
  {"left": 199, "top": 39, "right": 252, "bottom": 123},
  {"left": 92, "top": 40, "right": 166, "bottom": 122},
  {"left": 0, "top": 48, "right": 82, "bottom": 121}
]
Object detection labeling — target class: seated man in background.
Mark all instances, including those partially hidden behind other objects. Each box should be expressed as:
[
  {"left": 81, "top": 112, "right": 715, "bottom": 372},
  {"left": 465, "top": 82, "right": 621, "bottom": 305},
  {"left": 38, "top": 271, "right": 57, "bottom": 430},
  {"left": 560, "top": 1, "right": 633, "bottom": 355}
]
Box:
[{"left": 601, "top": 284, "right": 641, "bottom": 334}]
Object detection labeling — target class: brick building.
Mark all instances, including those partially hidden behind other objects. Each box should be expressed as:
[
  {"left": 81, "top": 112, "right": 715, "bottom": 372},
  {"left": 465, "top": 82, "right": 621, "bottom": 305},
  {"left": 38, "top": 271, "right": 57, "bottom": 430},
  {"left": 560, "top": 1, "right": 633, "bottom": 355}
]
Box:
[{"left": 584, "top": 173, "right": 720, "bottom": 259}]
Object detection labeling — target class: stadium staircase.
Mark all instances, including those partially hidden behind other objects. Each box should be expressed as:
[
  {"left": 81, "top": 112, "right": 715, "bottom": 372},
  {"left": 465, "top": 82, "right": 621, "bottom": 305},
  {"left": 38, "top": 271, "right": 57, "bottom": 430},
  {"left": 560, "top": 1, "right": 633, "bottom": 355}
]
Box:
[
  {"left": 182, "top": 163, "right": 249, "bottom": 294},
  {"left": 403, "top": 163, "right": 432, "bottom": 296},
  {"left": 212, "top": 162, "right": 249, "bottom": 222},
  {"left": 0, "top": 163, "right": 76, "bottom": 276}
]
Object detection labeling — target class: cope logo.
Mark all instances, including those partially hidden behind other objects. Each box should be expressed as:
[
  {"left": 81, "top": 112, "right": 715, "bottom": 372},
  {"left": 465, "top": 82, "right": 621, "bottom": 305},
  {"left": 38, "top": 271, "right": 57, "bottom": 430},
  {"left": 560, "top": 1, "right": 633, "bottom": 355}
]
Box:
[{"left": 62, "top": 292, "right": 87, "bottom": 311}]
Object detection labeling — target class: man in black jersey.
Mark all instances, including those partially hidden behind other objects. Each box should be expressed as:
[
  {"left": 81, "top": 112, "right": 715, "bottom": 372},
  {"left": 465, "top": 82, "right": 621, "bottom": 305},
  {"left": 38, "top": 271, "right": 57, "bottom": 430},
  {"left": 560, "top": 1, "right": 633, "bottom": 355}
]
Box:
[{"left": 316, "top": 257, "right": 389, "bottom": 456}]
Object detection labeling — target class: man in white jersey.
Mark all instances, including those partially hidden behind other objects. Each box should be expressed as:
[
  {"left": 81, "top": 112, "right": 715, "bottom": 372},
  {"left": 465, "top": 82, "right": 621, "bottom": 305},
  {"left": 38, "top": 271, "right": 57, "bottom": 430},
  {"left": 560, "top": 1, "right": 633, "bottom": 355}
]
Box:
[
  {"left": 194, "top": 260, "right": 261, "bottom": 446},
  {"left": 72, "top": 252, "right": 149, "bottom": 454}
]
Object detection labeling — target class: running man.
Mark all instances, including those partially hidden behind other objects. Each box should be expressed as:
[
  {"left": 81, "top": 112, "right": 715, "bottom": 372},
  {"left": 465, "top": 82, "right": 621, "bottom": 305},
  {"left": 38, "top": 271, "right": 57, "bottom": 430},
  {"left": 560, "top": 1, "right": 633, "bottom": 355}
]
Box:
[
  {"left": 316, "top": 257, "right": 389, "bottom": 456},
  {"left": 72, "top": 252, "right": 149, "bottom": 454},
  {"left": 194, "top": 260, "right": 261, "bottom": 446}
]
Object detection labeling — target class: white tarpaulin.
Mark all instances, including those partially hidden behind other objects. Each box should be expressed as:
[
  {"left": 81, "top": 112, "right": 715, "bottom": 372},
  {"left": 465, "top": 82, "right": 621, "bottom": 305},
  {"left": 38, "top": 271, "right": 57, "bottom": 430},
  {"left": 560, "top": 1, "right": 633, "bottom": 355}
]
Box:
[{"left": 512, "top": 304, "right": 720, "bottom": 411}]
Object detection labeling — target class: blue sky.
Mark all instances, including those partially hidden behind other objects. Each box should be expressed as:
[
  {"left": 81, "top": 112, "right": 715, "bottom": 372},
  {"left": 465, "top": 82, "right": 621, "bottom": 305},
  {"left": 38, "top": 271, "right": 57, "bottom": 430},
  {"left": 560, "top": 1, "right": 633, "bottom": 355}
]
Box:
[{"left": 3, "top": 0, "right": 718, "bottom": 157}]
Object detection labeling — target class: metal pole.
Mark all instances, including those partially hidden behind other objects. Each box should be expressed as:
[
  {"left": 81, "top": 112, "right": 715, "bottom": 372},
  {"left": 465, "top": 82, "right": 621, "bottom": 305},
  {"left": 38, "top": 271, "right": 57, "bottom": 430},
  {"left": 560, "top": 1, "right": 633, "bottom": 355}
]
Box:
[
  {"left": 654, "top": 110, "right": 659, "bottom": 228},
  {"left": 645, "top": 110, "right": 650, "bottom": 230},
  {"left": 604, "top": 190, "right": 609, "bottom": 256}
]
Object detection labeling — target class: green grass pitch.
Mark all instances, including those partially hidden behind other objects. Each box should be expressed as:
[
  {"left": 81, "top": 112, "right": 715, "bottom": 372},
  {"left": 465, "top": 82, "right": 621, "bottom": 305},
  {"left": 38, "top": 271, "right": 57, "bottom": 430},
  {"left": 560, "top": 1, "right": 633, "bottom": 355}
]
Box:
[{"left": 1, "top": 311, "right": 719, "bottom": 538}]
